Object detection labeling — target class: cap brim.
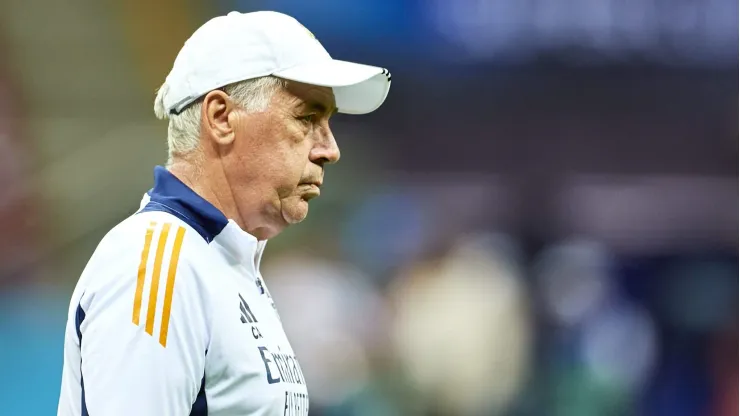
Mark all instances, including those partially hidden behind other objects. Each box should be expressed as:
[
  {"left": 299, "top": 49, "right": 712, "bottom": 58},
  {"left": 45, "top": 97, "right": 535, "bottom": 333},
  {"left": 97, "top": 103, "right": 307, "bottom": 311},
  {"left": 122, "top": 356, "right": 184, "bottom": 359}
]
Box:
[{"left": 273, "top": 59, "right": 391, "bottom": 115}]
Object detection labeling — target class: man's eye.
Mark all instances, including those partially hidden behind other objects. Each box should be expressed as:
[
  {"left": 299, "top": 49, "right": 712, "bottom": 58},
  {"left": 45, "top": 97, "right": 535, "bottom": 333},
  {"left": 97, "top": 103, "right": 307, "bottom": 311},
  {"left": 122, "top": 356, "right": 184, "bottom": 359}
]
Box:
[{"left": 298, "top": 114, "right": 315, "bottom": 124}]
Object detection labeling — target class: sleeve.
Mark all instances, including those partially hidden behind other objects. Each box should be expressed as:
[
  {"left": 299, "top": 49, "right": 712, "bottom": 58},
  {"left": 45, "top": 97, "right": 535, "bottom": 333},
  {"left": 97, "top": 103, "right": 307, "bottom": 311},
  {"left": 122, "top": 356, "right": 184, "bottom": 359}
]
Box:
[{"left": 78, "top": 221, "right": 209, "bottom": 416}]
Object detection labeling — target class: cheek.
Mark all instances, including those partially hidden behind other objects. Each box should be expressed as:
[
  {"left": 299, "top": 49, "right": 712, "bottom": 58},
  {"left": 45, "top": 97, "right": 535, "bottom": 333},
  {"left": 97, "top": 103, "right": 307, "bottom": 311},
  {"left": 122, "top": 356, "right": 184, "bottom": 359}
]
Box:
[
  {"left": 272, "top": 132, "right": 312, "bottom": 187},
  {"left": 240, "top": 117, "right": 312, "bottom": 190},
  {"left": 281, "top": 127, "right": 313, "bottom": 166}
]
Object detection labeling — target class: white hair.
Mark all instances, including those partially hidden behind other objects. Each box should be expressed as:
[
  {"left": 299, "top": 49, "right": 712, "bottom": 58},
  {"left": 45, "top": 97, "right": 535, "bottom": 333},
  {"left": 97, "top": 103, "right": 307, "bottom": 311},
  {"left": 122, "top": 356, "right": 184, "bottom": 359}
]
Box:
[{"left": 153, "top": 76, "right": 287, "bottom": 166}]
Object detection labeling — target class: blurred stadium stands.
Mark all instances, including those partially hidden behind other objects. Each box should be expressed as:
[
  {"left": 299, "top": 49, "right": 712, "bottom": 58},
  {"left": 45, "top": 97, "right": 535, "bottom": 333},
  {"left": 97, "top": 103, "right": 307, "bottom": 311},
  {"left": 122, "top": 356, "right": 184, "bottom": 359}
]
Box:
[{"left": 0, "top": 0, "right": 736, "bottom": 415}]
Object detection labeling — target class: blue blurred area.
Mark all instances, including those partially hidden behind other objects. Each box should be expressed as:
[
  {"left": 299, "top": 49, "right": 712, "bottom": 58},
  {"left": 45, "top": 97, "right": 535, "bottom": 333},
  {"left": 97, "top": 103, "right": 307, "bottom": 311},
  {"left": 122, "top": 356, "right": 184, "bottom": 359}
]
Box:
[
  {"left": 225, "top": 0, "right": 738, "bottom": 67},
  {"left": 227, "top": 0, "right": 429, "bottom": 61},
  {"left": 0, "top": 290, "right": 67, "bottom": 414}
]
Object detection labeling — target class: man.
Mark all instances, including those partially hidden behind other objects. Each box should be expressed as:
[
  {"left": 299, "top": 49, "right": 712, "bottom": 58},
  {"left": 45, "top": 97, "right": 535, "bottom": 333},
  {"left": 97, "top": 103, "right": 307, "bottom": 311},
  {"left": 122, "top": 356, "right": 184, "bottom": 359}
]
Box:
[{"left": 57, "top": 10, "right": 390, "bottom": 416}]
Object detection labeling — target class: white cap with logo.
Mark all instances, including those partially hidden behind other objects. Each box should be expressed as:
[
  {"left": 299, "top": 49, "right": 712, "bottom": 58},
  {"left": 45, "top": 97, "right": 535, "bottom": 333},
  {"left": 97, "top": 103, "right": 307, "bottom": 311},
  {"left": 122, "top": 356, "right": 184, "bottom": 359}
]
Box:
[{"left": 160, "top": 11, "right": 391, "bottom": 115}]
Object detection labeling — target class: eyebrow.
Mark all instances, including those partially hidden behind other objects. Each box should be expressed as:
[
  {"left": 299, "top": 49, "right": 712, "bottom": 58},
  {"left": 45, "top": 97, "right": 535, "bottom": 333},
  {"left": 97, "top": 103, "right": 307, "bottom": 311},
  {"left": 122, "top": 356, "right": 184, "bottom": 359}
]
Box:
[{"left": 305, "top": 101, "right": 338, "bottom": 116}]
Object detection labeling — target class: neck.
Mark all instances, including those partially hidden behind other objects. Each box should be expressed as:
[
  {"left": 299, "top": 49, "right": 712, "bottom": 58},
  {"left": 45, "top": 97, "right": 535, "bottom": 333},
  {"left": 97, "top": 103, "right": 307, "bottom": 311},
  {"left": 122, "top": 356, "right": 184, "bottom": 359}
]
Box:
[
  {"left": 168, "top": 158, "right": 268, "bottom": 239},
  {"left": 167, "top": 151, "right": 287, "bottom": 241}
]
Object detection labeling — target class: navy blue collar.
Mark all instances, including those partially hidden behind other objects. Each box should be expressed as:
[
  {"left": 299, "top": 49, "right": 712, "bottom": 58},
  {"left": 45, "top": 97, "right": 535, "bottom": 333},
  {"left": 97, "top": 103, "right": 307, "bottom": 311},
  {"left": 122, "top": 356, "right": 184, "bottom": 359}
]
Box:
[{"left": 140, "top": 166, "right": 229, "bottom": 243}]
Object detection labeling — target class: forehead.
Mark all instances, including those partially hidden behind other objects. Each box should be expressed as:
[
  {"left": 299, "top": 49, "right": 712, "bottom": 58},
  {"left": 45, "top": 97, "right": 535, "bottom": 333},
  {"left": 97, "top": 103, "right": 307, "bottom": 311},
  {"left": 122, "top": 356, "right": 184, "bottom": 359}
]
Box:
[{"left": 282, "top": 80, "right": 336, "bottom": 113}]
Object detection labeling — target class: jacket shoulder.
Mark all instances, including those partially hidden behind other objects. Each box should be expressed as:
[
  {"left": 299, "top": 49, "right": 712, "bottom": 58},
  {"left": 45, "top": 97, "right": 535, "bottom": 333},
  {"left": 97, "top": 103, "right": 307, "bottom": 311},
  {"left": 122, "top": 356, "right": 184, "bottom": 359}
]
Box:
[{"left": 79, "top": 211, "right": 207, "bottom": 293}]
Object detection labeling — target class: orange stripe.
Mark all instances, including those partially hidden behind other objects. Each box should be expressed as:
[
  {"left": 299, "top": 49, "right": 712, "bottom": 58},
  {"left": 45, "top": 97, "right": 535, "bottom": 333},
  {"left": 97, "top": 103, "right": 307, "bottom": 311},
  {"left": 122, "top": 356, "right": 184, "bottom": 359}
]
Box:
[
  {"left": 132, "top": 222, "right": 157, "bottom": 325},
  {"left": 145, "top": 222, "right": 171, "bottom": 335},
  {"left": 159, "top": 226, "right": 186, "bottom": 347}
]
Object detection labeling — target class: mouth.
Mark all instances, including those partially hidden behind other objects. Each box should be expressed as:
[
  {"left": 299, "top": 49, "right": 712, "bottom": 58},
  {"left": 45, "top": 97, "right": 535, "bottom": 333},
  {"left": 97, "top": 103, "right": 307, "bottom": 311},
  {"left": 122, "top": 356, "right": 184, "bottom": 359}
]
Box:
[{"left": 299, "top": 183, "right": 321, "bottom": 200}]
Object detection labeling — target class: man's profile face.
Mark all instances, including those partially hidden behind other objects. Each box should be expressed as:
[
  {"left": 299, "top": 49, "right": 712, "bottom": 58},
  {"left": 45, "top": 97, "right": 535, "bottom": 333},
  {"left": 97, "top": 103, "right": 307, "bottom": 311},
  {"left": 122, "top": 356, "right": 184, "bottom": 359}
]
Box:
[{"left": 225, "top": 80, "right": 340, "bottom": 237}]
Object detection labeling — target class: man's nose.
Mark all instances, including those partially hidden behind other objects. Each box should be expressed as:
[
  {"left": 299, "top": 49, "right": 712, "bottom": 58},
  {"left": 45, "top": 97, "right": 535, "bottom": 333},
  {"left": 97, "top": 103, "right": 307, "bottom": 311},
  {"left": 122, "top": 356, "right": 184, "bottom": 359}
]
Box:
[{"left": 310, "top": 126, "right": 340, "bottom": 165}]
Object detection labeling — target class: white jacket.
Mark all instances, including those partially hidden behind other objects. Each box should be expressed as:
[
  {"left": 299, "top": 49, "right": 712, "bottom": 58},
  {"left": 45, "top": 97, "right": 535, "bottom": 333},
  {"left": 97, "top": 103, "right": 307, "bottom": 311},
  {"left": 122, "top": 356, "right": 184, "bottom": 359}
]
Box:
[{"left": 58, "top": 166, "right": 309, "bottom": 416}]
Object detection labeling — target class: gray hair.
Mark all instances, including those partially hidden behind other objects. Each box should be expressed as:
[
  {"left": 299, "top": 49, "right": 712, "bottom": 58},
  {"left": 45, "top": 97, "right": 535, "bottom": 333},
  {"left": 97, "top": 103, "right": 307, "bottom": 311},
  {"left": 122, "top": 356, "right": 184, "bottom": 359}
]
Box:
[{"left": 153, "top": 76, "right": 287, "bottom": 165}]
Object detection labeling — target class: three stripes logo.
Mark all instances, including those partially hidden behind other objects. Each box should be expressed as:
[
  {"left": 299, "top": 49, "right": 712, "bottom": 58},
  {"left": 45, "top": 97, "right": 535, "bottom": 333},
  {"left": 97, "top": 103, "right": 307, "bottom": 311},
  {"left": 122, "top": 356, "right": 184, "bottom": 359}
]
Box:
[
  {"left": 240, "top": 294, "right": 264, "bottom": 340},
  {"left": 132, "top": 221, "right": 187, "bottom": 348},
  {"left": 381, "top": 68, "right": 391, "bottom": 83},
  {"left": 239, "top": 294, "right": 258, "bottom": 324}
]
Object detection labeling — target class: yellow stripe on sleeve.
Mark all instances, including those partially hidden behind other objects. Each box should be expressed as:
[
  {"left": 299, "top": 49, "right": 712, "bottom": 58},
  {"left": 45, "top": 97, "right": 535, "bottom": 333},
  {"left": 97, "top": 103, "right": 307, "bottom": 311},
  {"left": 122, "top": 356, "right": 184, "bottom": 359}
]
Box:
[
  {"left": 132, "top": 222, "right": 157, "bottom": 325},
  {"left": 159, "top": 226, "right": 186, "bottom": 347},
  {"left": 145, "top": 222, "right": 171, "bottom": 335}
]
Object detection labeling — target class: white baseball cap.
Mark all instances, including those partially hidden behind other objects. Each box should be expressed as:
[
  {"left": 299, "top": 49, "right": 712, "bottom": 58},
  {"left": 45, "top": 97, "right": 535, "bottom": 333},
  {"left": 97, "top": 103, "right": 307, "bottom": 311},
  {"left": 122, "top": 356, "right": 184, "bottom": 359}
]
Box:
[{"left": 160, "top": 11, "right": 391, "bottom": 115}]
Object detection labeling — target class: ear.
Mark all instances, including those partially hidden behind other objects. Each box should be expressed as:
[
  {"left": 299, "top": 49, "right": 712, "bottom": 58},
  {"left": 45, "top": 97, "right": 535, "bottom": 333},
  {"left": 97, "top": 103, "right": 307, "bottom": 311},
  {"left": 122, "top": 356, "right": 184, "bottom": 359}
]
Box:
[{"left": 202, "top": 90, "right": 237, "bottom": 146}]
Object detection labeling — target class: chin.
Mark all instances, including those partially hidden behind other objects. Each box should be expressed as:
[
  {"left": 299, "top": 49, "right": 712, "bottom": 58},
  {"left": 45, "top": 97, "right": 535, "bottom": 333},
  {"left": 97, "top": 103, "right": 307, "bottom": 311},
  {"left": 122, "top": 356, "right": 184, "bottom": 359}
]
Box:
[{"left": 281, "top": 198, "right": 310, "bottom": 225}]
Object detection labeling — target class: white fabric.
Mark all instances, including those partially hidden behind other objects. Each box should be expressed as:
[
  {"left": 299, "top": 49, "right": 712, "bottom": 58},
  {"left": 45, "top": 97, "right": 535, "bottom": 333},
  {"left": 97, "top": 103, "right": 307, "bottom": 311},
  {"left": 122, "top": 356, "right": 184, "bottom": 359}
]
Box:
[
  {"left": 58, "top": 198, "right": 309, "bottom": 415},
  {"left": 162, "top": 11, "right": 390, "bottom": 115}
]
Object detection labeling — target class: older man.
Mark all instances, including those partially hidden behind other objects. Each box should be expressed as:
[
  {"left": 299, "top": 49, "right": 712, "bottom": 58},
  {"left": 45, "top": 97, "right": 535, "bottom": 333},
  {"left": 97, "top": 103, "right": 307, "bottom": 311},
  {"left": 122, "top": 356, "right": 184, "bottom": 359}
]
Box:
[{"left": 57, "top": 11, "right": 390, "bottom": 416}]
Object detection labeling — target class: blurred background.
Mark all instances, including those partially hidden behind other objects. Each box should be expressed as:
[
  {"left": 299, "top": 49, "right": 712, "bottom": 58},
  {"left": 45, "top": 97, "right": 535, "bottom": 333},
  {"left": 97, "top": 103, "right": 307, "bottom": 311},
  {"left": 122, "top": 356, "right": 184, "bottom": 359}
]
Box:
[{"left": 0, "top": 0, "right": 737, "bottom": 415}]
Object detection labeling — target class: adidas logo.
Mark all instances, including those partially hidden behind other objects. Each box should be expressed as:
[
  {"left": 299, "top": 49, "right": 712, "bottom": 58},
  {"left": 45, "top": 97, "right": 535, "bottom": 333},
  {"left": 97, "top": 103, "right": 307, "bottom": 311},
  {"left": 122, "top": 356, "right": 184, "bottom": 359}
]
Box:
[{"left": 239, "top": 293, "right": 258, "bottom": 324}]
